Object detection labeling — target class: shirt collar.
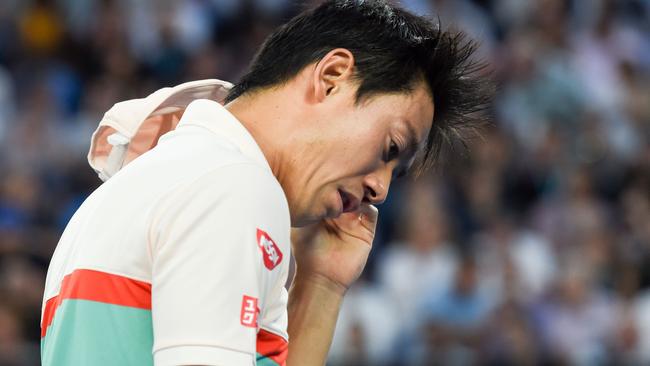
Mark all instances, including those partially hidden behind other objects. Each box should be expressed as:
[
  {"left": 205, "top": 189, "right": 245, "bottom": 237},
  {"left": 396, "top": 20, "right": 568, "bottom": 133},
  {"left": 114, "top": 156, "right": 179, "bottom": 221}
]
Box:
[{"left": 177, "top": 99, "right": 272, "bottom": 173}]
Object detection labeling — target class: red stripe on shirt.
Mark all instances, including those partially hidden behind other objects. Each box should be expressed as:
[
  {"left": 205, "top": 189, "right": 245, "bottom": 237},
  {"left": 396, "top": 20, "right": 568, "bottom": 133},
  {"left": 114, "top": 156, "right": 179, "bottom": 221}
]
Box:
[
  {"left": 41, "top": 269, "right": 151, "bottom": 338},
  {"left": 257, "top": 328, "right": 288, "bottom": 366}
]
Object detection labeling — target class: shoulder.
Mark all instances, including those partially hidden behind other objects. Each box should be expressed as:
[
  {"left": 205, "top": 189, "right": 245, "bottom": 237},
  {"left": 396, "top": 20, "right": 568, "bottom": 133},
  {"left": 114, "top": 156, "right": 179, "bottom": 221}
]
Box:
[
  {"left": 191, "top": 163, "right": 286, "bottom": 209},
  {"left": 147, "top": 161, "right": 291, "bottom": 246},
  {"left": 147, "top": 162, "right": 291, "bottom": 258},
  {"left": 158, "top": 162, "right": 288, "bottom": 219}
]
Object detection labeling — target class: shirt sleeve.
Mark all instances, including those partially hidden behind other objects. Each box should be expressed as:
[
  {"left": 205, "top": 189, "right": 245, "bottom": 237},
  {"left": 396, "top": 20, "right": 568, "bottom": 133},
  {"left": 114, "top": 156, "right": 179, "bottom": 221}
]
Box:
[
  {"left": 148, "top": 163, "right": 290, "bottom": 366},
  {"left": 256, "top": 285, "right": 289, "bottom": 366}
]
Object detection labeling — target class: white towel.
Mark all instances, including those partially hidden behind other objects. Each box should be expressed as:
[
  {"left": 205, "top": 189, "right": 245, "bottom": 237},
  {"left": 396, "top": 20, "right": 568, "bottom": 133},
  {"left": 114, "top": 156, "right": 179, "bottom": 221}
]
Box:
[{"left": 87, "top": 79, "right": 233, "bottom": 181}]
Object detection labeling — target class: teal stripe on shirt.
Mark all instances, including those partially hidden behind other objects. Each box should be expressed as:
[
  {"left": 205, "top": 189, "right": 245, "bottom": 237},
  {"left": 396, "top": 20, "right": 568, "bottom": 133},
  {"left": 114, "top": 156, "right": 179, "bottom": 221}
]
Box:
[
  {"left": 257, "top": 353, "right": 282, "bottom": 366},
  {"left": 41, "top": 299, "right": 154, "bottom": 366}
]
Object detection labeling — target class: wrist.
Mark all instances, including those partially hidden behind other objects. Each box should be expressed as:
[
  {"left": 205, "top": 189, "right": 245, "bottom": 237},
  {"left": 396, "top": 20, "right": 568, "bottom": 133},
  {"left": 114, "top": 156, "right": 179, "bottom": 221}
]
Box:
[
  {"left": 286, "top": 269, "right": 346, "bottom": 366},
  {"left": 291, "top": 270, "right": 348, "bottom": 297}
]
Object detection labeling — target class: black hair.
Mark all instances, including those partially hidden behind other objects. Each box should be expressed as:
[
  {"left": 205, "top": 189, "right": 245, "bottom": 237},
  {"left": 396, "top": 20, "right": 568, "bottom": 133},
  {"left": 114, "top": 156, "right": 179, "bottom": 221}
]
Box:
[{"left": 224, "top": 0, "right": 492, "bottom": 173}]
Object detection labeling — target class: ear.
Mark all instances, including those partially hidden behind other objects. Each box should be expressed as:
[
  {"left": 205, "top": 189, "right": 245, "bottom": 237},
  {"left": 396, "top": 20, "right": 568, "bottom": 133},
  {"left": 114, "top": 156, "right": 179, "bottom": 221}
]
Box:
[{"left": 312, "top": 48, "right": 355, "bottom": 102}]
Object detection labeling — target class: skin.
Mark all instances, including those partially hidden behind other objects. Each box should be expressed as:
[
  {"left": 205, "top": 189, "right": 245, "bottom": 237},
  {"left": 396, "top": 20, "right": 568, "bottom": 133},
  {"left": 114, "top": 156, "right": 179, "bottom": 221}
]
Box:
[
  {"left": 225, "top": 48, "right": 434, "bottom": 365},
  {"left": 226, "top": 48, "right": 434, "bottom": 227}
]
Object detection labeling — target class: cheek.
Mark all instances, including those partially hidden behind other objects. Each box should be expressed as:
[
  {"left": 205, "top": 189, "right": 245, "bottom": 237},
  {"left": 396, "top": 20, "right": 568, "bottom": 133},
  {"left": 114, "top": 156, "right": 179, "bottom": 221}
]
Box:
[
  {"left": 308, "top": 114, "right": 385, "bottom": 181},
  {"left": 328, "top": 142, "right": 381, "bottom": 179},
  {"left": 335, "top": 131, "right": 384, "bottom": 173}
]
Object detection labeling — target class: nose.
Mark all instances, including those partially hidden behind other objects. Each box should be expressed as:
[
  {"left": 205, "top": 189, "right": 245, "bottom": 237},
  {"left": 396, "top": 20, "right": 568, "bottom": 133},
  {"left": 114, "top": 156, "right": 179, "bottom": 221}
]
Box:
[{"left": 363, "top": 169, "right": 391, "bottom": 205}]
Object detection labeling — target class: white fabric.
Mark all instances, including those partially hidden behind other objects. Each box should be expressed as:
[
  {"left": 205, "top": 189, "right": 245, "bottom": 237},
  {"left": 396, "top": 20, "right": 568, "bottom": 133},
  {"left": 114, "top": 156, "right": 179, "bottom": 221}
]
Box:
[
  {"left": 154, "top": 345, "right": 252, "bottom": 366},
  {"left": 87, "top": 79, "right": 232, "bottom": 181},
  {"left": 45, "top": 99, "right": 291, "bottom": 365}
]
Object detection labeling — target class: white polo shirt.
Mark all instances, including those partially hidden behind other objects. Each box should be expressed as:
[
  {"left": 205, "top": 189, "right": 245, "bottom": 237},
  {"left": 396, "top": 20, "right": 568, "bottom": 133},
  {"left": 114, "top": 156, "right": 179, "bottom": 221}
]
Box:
[{"left": 41, "top": 99, "right": 291, "bottom": 366}]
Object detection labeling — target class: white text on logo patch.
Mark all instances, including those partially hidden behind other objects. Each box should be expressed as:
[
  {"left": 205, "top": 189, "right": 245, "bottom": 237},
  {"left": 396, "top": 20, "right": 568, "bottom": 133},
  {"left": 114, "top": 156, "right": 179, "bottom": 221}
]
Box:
[
  {"left": 256, "top": 229, "right": 283, "bottom": 270},
  {"left": 240, "top": 295, "right": 259, "bottom": 327}
]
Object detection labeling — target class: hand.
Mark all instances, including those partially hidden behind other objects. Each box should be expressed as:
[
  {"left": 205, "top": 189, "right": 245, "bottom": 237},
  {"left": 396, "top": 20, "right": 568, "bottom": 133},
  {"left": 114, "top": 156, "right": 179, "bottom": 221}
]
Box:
[{"left": 290, "top": 204, "right": 378, "bottom": 293}]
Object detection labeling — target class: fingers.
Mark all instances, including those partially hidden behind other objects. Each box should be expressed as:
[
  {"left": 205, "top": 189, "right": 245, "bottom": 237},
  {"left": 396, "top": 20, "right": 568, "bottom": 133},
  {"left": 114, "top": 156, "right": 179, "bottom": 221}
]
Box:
[{"left": 357, "top": 204, "right": 378, "bottom": 233}]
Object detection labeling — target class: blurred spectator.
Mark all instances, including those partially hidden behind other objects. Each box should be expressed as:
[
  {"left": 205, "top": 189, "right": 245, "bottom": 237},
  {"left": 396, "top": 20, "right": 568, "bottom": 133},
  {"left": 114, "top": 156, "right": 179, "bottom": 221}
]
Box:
[
  {"left": 474, "top": 214, "right": 556, "bottom": 303},
  {"left": 482, "top": 299, "right": 539, "bottom": 366},
  {"left": 632, "top": 290, "right": 650, "bottom": 363},
  {"left": 328, "top": 282, "right": 401, "bottom": 366},
  {"left": 377, "top": 178, "right": 458, "bottom": 331},
  {"left": 535, "top": 260, "right": 619, "bottom": 365},
  {"left": 19, "top": 0, "right": 63, "bottom": 55},
  {"left": 0, "top": 0, "right": 648, "bottom": 365},
  {"left": 0, "top": 303, "right": 39, "bottom": 366},
  {"left": 412, "top": 253, "right": 495, "bottom": 365}
]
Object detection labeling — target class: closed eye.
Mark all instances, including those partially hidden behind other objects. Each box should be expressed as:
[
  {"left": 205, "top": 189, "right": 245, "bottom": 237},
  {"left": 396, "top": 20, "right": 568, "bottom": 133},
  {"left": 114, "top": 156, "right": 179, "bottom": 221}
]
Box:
[
  {"left": 385, "top": 139, "right": 410, "bottom": 179},
  {"left": 386, "top": 140, "right": 400, "bottom": 161}
]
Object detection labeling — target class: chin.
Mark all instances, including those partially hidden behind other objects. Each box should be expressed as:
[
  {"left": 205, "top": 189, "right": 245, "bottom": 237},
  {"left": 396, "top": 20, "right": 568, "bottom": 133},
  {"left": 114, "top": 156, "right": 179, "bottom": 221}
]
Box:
[
  {"left": 289, "top": 195, "right": 332, "bottom": 227},
  {"left": 291, "top": 212, "right": 321, "bottom": 228}
]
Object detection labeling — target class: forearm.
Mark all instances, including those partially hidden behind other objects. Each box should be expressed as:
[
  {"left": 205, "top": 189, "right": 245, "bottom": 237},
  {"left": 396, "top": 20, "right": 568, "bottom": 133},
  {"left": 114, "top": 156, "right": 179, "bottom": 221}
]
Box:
[{"left": 286, "top": 273, "right": 345, "bottom": 366}]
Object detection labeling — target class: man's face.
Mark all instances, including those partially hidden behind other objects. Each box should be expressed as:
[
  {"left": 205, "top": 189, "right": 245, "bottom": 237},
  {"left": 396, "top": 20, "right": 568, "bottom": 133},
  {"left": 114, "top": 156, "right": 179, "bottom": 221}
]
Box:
[{"left": 284, "top": 81, "right": 434, "bottom": 226}]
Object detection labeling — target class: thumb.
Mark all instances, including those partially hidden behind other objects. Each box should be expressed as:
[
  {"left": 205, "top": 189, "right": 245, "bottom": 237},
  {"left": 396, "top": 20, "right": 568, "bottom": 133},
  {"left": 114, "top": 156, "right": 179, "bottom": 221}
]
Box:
[{"left": 358, "top": 204, "right": 378, "bottom": 234}]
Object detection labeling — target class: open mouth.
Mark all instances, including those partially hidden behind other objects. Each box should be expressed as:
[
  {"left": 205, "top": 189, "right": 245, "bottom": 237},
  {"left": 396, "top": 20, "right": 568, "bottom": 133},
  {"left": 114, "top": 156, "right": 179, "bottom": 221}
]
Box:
[{"left": 338, "top": 189, "right": 359, "bottom": 213}]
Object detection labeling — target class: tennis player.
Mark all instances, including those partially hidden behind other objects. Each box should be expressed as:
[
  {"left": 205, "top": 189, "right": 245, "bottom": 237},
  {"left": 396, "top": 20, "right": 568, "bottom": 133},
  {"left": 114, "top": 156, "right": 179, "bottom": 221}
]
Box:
[{"left": 40, "top": 1, "right": 490, "bottom": 365}]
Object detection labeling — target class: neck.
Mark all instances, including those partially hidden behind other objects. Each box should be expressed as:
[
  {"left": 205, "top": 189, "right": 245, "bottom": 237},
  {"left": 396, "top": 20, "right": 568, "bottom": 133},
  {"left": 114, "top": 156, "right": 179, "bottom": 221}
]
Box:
[{"left": 224, "top": 87, "right": 302, "bottom": 185}]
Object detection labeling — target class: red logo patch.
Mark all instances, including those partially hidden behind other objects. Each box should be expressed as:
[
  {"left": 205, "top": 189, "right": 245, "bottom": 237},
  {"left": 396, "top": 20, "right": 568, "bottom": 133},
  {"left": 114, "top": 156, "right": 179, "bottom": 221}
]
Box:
[
  {"left": 256, "top": 229, "right": 283, "bottom": 270},
  {"left": 240, "top": 295, "right": 259, "bottom": 328}
]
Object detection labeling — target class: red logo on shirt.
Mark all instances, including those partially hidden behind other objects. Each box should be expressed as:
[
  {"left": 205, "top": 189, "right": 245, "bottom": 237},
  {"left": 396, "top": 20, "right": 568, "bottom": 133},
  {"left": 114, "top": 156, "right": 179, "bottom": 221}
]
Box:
[
  {"left": 256, "top": 229, "right": 283, "bottom": 270},
  {"left": 240, "top": 295, "right": 259, "bottom": 328}
]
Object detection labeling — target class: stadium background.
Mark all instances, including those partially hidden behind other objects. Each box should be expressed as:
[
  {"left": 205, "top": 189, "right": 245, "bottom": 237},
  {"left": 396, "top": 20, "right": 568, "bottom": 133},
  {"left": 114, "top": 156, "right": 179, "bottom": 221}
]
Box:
[{"left": 0, "top": 0, "right": 648, "bottom": 365}]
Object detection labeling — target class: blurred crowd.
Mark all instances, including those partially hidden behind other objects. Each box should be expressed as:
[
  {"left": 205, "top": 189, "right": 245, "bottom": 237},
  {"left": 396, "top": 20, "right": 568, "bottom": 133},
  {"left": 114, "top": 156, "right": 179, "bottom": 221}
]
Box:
[{"left": 0, "top": 0, "right": 648, "bottom": 365}]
